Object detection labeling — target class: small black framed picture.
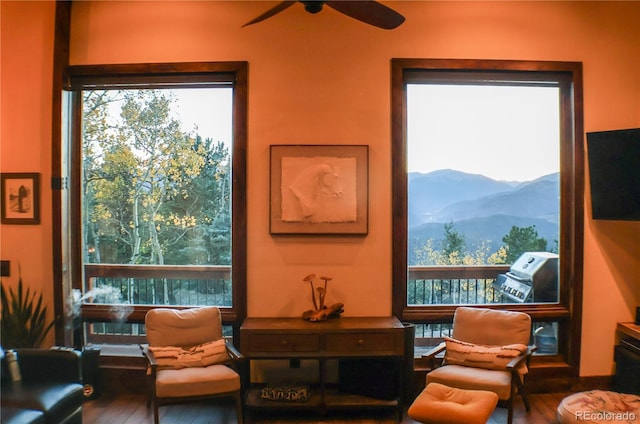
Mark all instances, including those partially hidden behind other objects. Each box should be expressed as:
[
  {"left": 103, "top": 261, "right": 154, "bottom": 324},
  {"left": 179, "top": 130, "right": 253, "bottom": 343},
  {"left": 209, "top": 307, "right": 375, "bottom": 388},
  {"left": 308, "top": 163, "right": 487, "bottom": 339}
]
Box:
[{"left": 1, "top": 173, "right": 41, "bottom": 225}]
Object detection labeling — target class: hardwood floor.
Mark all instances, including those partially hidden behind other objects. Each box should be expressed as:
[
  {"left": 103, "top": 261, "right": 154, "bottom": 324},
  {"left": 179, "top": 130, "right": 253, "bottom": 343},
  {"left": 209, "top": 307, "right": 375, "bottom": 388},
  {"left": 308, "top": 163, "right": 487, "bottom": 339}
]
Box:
[{"left": 83, "top": 391, "right": 568, "bottom": 423}]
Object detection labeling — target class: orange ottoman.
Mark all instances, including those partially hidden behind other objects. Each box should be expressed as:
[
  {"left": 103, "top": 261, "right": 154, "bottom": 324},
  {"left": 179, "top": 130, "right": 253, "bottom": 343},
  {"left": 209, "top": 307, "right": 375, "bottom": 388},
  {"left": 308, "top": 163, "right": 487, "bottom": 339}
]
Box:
[{"left": 408, "top": 382, "right": 499, "bottom": 424}]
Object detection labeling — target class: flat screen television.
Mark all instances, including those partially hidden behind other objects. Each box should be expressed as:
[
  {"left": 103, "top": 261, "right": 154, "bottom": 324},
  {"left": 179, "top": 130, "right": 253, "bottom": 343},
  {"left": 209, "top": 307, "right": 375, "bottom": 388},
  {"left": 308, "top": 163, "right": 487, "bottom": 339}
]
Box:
[{"left": 586, "top": 128, "right": 640, "bottom": 221}]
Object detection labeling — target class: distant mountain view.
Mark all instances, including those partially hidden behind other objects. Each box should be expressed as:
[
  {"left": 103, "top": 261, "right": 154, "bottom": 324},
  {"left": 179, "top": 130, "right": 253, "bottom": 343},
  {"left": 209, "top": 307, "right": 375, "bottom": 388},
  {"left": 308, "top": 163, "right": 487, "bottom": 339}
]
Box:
[{"left": 408, "top": 169, "right": 559, "bottom": 263}]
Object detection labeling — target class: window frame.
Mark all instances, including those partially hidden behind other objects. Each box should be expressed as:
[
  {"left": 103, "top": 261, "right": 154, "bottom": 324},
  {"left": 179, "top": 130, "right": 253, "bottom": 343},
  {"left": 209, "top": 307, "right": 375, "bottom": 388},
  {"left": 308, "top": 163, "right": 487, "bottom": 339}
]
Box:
[
  {"left": 58, "top": 62, "right": 248, "bottom": 344},
  {"left": 391, "top": 59, "right": 584, "bottom": 373}
]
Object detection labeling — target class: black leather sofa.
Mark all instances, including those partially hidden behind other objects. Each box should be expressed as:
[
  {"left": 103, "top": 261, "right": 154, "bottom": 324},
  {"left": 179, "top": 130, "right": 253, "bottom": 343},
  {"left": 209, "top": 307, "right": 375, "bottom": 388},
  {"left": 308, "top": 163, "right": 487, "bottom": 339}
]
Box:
[{"left": 1, "top": 347, "right": 83, "bottom": 424}]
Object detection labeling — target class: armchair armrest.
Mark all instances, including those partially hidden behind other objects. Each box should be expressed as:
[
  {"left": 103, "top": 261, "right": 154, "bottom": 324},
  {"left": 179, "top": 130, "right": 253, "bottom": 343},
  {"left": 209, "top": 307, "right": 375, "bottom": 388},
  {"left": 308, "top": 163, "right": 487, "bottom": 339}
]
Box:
[
  {"left": 421, "top": 342, "right": 446, "bottom": 359},
  {"left": 421, "top": 342, "right": 446, "bottom": 369},
  {"left": 140, "top": 344, "right": 158, "bottom": 370},
  {"left": 224, "top": 339, "right": 244, "bottom": 362},
  {"left": 505, "top": 345, "right": 537, "bottom": 371},
  {"left": 15, "top": 348, "right": 82, "bottom": 384}
]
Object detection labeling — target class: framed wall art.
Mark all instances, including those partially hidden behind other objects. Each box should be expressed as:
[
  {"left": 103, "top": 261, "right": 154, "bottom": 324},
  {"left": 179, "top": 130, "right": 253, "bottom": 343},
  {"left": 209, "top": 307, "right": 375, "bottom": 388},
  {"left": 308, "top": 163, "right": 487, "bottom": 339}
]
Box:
[
  {"left": 1, "top": 173, "right": 41, "bottom": 225},
  {"left": 270, "top": 145, "right": 368, "bottom": 235}
]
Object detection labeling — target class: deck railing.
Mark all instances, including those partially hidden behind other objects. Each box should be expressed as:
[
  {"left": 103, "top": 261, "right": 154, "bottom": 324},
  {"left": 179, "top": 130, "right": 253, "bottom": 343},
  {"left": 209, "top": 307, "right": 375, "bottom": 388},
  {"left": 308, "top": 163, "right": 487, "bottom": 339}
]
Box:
[
  {"left": 79, "top": 263, "right": 510, "bottom": 343},
  {"left": 408, "top": 265, "right": 510, "bottom": 305},
  {"left": 79, "top": 264, "right": 232, "bottom": 343}
]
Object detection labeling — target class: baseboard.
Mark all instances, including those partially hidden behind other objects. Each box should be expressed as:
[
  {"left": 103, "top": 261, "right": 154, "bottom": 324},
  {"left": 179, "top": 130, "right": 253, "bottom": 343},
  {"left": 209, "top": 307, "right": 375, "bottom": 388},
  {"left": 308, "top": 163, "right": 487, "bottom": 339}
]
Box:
[{"left": 570, "top": 375, "right": 614, "bottom": 392}]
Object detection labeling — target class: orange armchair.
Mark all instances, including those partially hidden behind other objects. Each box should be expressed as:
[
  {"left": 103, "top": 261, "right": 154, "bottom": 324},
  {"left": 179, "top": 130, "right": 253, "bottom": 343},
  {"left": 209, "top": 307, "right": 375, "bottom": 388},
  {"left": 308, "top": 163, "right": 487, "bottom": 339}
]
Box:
[
  {"left": 142, "top": 307, "right": 244, "bottom": 424},
  {"left": 422, "top": 307, "right": 536, "bottom": 424}
]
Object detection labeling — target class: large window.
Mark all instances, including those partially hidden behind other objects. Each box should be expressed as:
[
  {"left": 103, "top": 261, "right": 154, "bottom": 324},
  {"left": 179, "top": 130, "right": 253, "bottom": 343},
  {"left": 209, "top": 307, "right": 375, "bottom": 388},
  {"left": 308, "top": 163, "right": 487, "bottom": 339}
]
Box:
[
  {"left": 391, "top": 59, "right": 584, "bottom": 373},
  {"left": 61, "top": 63, "right": 247, "bottom": 346}
]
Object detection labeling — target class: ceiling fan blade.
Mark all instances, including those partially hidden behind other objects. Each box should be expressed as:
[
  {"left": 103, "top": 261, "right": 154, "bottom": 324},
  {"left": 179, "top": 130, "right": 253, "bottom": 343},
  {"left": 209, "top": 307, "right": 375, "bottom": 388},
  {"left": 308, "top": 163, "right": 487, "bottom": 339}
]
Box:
[
  {"left": 326, "top": 1, "right": 405, "bottom": 29},
  {"left": 242, "top": 1, "right": 297, "bottom": 27}
]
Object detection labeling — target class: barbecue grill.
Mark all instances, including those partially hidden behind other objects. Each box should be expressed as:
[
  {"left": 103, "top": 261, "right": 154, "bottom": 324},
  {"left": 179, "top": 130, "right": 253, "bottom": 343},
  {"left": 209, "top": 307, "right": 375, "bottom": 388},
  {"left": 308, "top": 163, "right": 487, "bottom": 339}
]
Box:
[{"left": 494, "top": 251, "right": 559, "bottom": 303}]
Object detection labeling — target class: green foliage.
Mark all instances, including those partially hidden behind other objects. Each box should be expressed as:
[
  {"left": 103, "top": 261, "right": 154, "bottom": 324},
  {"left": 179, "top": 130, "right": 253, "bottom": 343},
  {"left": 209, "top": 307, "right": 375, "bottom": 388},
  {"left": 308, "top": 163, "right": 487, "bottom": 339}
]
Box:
[
  {"left": 441, "top": 221, "right": 465, "bottom": 265},
  {"left": 502, "top": 225, "right": 547, "bottom": 263},
  {"left": 409, "top": 222, "right": 550, "bottom": 305},
  {"left": 413, "top": 222, "right": 549, "bottom": 267},
  {"left": 82, "top": 89, "right": 232, "bottom": 268},
  {"left": 1, "top": 272, "right": 56, "bottom": 348}
]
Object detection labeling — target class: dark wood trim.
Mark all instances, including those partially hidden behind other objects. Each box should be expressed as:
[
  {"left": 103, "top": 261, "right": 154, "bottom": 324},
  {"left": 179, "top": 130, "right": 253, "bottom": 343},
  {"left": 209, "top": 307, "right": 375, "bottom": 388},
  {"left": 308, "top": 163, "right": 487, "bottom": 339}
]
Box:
[
  {"left": 566, "top": 63, "right": 585, "bottom": 378},
  {"left": 52, "top": 1, "right": 71, "bottom": 346},
  {"left": 390, "top": 59, "right": 408, "bottom": 320},
  {"left": 60, "top": 61, "right": 249, "bottom": 346},
  {"left": 231, "top": 61, "right": 248, "bottom": 347},
  {"left": 390, "top": 58, "right": 584, "bottom": 379}
]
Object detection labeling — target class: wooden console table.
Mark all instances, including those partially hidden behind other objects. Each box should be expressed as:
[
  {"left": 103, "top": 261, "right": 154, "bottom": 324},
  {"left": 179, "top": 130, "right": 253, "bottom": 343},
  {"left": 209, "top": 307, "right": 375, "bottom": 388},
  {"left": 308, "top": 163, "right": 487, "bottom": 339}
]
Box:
[{"left": 239, "top": 317, "right": 405, "bottom": 419}]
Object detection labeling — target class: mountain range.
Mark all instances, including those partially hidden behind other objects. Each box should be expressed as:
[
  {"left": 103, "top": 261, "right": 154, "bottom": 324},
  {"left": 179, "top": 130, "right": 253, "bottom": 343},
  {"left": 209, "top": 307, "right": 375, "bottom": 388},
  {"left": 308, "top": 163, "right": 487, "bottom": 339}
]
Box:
[{"left": 408, "top": 169, "right": 559, "bottom": 261}]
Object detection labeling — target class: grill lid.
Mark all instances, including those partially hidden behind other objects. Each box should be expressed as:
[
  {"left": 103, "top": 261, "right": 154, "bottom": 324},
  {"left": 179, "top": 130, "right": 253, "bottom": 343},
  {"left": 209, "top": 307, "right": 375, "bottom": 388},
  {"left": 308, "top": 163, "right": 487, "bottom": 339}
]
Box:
[{"left": 508, "top": 251, "right": 559, "bottom": 281}]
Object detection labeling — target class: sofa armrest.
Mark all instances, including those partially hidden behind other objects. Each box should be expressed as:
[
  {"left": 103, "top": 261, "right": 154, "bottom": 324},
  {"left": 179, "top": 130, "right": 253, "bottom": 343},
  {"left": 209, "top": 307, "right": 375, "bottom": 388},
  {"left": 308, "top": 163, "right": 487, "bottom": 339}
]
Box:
[{"left": 15, "top": 348, "right": 82, "bottom": 384}]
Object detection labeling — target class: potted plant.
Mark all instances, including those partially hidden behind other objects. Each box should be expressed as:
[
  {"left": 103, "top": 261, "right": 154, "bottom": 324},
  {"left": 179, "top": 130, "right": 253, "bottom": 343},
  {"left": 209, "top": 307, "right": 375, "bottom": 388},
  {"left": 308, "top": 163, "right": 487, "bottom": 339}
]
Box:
[{"left": 1, "top": 270, "right": 56, "bottom": 348}]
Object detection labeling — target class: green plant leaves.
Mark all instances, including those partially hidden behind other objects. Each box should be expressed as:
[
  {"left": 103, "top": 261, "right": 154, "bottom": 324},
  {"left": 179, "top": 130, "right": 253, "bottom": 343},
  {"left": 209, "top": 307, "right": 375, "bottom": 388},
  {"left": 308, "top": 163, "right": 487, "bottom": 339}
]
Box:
[{"left": 1, "top": 272, "right": 56, "bottom": 348}]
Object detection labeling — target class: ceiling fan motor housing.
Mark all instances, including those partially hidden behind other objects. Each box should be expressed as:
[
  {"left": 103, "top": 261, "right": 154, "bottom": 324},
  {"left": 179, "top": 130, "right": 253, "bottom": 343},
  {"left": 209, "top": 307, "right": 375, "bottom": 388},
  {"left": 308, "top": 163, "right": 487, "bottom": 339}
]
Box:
[{"left": 302, "top": 1, "right": 325, "bottom": 14}]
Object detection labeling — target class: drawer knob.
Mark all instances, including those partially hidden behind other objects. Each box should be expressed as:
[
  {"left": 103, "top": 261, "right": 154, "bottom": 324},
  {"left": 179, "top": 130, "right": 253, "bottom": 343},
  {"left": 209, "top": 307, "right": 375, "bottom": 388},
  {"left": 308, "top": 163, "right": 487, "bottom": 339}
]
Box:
[
  {"left": 281, "top": 340, "right": 288, "bottom": 346},
  {"left": 357, "top": 339, "right": 365, "bottom": 346}
]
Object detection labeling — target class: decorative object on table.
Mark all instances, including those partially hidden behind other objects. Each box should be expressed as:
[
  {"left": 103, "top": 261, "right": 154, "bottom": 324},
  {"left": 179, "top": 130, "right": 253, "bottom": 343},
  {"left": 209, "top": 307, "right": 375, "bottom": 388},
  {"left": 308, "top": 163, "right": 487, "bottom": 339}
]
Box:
[
  {"left": 1, "top": 173, "right": 40, "bottom": 225},
  {"left": 270, "top": 145, "right": 368, "bottom": 235},
  {"left": 260, "top": 382, "right": 311, "bottom": 403},
  {"left": 301, "top": 273, "right": 344, "bottom": 322},
  {"left": 1, "top": 268, "right": 56, "bottom": 348}
]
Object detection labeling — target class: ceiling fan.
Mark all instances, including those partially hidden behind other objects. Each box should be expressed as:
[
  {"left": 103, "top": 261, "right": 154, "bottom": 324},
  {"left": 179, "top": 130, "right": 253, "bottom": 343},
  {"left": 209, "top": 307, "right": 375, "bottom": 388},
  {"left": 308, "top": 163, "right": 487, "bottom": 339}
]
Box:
[{"left": 242, "top": 1, "right": 405, "bottom": 30}]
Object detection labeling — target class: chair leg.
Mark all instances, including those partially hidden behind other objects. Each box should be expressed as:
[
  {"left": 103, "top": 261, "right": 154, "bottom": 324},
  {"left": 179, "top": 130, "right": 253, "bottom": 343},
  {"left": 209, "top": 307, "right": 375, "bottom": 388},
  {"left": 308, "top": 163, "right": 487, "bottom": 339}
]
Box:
[
  {"left": 235, "top": 392, "right": 244, "bottom": 424},
  {"left": 514, "top": 374, "right": 531, "bottom": 412},
  {"left": 153, "top": 399, "right": 160, "bottom": 424},
  {"left": 507, "top": 398, "right": 514, "bottom": 424}
]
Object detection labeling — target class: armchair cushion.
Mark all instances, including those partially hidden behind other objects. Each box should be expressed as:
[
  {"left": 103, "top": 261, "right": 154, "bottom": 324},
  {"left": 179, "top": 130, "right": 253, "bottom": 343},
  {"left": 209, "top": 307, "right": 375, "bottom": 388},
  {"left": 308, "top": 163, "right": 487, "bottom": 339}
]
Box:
[
  {"left": 452, "top": 307, "right": 531, "bottom": 346},
  {"left": 149, "top": 339, "right": 230, "bottom": 370},
  {"left": 443, "top": 336, "right": 528, "bottom": 373},
  {"left": 155, "top": 363, "right": 240, "bottom": 398},
  {"left": 145, "top": 307, "right": 223, "bottom": 348}
]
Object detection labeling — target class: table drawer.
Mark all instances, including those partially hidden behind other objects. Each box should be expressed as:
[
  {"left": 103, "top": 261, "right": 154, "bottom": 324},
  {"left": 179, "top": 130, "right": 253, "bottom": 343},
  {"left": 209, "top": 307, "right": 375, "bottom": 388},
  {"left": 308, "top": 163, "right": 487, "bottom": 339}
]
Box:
[
  {"left": 246, "top": 334, "right": 320, "bottom": 353},
  {"left": 325, "top": 332, "right": 398, "bottom": 354}
]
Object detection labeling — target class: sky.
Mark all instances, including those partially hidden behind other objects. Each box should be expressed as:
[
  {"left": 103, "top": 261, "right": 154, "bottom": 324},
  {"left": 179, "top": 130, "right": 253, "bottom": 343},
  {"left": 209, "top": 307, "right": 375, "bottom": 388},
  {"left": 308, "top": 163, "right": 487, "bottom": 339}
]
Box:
[
  {"left": 147, "top": 85, "right": 558, "bottom": 183},
  {"left": 407, "top": 84, "right": 560, "bottom": 182},
  {"left": 171, "top": 88, "right": 233, "bottom": 145}
]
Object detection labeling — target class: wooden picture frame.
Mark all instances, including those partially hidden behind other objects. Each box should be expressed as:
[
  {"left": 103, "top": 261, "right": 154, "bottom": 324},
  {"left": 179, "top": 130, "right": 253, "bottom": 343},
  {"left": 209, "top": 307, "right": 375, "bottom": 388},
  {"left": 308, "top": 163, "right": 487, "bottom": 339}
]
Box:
[
  {"left": 1, "top": 173, "right": 41, "bottom": 225},
  {"left": 270, "top": 145, "right": 368, "bottom": 235}
]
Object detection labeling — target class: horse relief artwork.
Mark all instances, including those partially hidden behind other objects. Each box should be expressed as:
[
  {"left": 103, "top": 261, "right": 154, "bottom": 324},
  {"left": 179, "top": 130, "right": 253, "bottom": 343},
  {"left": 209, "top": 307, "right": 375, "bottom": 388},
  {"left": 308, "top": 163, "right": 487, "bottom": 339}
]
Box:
[{"left": 281, "top": 156, "right": 357, "bottom": 224}]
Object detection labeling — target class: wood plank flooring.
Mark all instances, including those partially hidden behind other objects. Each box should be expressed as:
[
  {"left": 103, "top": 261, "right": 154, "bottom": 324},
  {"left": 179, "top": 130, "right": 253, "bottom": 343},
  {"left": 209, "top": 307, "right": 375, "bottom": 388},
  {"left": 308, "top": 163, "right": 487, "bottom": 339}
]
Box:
[{"left": 83, "top": 391, "right": 569, "bottom": 423}]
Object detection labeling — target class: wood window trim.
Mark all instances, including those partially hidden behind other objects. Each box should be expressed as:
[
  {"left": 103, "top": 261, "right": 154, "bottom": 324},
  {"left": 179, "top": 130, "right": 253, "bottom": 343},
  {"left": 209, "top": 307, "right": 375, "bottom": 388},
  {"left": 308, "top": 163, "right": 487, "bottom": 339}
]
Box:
[
  {"left": 55, "top": 61, "right": 248, "bottom": 346},
  {"left": 390, "top": 58, "right": 584, "bottom": 375}
]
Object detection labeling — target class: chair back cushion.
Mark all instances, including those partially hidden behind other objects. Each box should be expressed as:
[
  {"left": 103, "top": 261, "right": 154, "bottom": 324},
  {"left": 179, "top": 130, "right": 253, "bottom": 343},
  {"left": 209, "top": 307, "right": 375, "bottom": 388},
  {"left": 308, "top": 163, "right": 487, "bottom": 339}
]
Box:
[
  {"left": 145, "top": 307, "right": 223, "bottom": 348},
  {"left": 452, "top": 307, "right": 531, "bottom": 346}
]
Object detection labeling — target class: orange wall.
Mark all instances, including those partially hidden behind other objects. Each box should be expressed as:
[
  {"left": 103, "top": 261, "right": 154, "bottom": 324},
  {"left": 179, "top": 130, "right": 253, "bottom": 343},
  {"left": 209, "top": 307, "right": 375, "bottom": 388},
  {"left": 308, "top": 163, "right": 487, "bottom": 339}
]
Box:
[
  {"left": 1, "top": 0, "right": 56, "bottom": 342},
  {"left": 1, "top": 1, "right": 639, "bottom": 377}
]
